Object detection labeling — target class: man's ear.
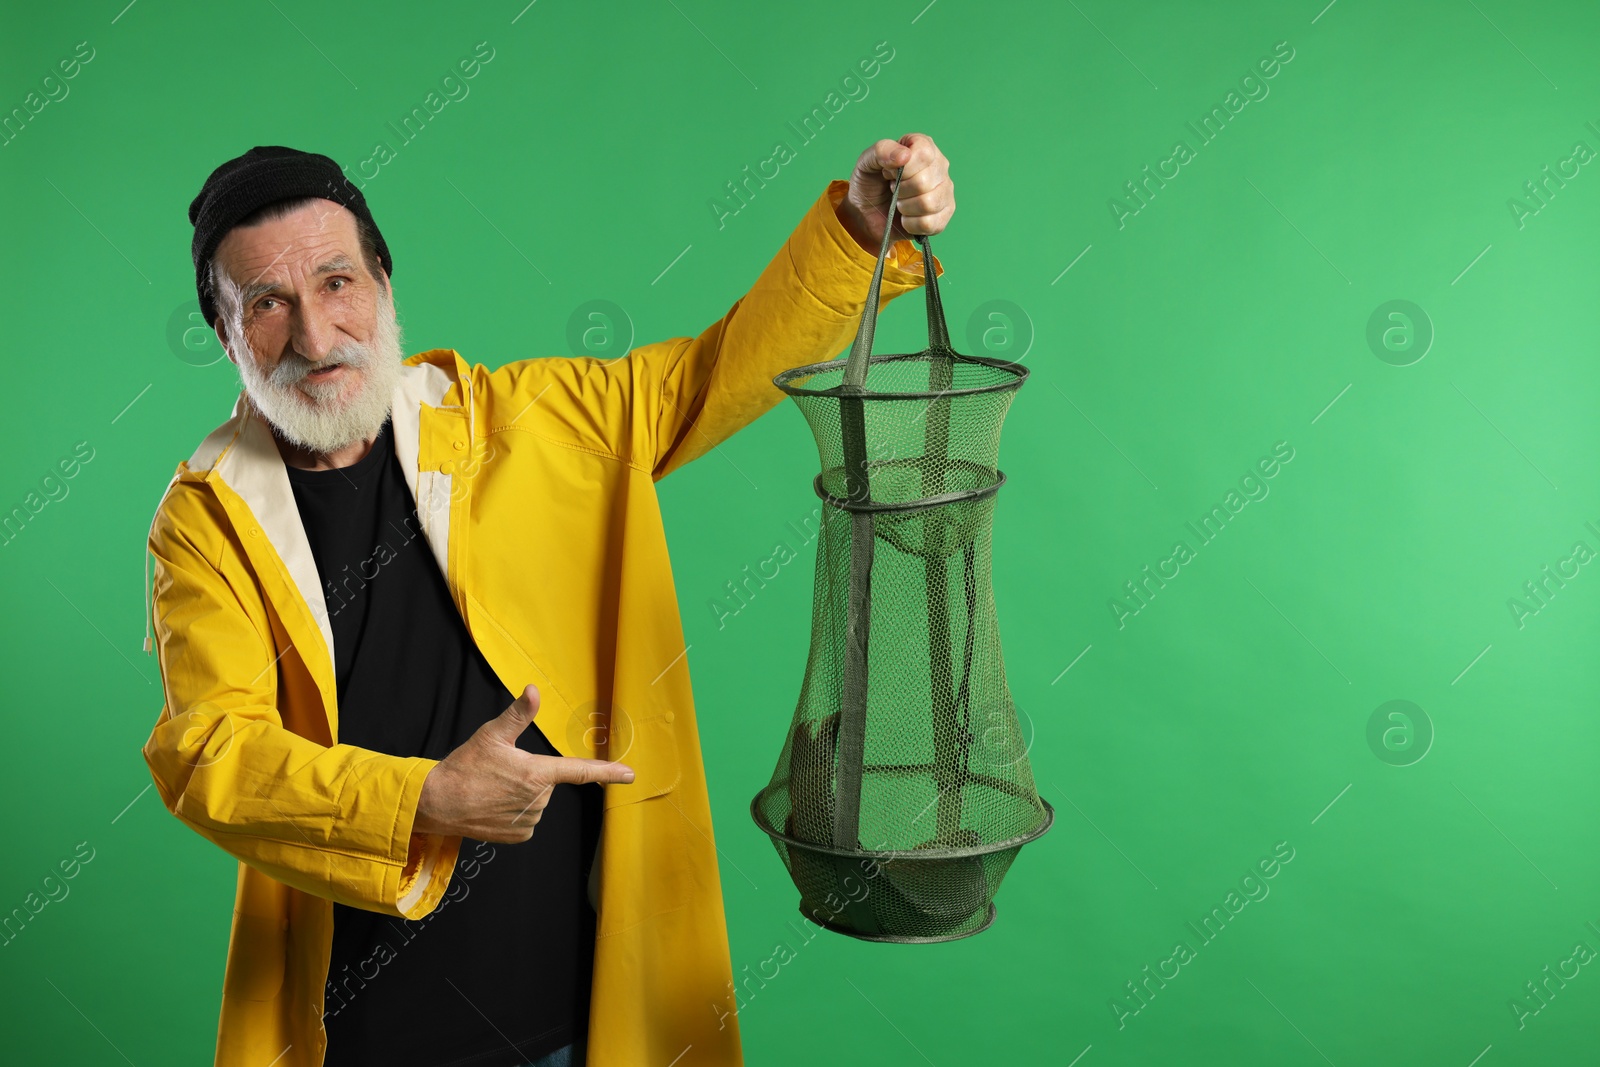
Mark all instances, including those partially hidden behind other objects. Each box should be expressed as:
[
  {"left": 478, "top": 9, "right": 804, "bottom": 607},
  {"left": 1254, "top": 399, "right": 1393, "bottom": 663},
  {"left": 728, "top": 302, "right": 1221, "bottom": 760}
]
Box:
[{"left": 213, "top": 322, "right": 239, "bottom": 366}]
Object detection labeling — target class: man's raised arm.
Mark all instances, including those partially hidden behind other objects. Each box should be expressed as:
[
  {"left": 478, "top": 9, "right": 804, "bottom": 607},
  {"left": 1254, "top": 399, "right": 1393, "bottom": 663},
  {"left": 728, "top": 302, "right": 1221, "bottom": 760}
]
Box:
[{"left": 474, "top": 134, "right": 954, "bottom": 478}]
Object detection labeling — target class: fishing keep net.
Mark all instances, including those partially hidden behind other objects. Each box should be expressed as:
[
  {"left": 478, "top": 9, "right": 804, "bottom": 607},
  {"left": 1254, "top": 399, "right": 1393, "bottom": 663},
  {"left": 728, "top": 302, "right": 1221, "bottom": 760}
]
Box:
[{"left": 750, "top": 169, "right": 1052, "bottom": 942}]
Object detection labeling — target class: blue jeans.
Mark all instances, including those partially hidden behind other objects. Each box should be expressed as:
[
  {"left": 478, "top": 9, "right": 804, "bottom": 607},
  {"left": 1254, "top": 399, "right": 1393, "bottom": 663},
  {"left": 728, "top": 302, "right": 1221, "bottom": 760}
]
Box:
[{"left": 522, "top": 1041, "right": 583, "bottom": 1067}]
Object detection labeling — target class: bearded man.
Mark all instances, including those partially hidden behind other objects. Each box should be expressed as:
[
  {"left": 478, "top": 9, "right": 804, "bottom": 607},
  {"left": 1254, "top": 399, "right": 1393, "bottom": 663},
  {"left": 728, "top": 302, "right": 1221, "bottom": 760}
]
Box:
[{"left": 140, "top": 140, "right": 952, "bottom": 1067}]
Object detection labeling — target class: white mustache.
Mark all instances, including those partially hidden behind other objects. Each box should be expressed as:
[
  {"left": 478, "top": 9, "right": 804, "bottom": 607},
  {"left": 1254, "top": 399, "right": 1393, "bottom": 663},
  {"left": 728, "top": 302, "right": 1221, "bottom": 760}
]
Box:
[{"left": 270, "top": 341, "right": 373, "bottom": 391}]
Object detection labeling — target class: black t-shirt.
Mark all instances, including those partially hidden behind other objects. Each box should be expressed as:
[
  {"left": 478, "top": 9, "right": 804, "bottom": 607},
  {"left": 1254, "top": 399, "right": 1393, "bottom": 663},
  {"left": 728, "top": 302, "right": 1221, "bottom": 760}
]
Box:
[{"left": 286, "top": 418, "right": 602, "bottom": 1067}]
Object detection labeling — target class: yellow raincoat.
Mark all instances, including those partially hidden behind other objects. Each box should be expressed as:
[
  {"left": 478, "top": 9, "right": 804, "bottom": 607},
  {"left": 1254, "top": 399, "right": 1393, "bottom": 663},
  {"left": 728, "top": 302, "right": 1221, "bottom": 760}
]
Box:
[{"left": 141, "top": 179, "right": 941, "bottom": 1067}]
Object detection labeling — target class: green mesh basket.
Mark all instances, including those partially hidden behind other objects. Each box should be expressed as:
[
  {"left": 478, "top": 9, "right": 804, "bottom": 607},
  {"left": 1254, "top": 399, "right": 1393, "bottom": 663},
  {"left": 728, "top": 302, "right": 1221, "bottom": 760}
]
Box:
[{"left": 750, "top": 169, "right": 1052, "bottom": 942}]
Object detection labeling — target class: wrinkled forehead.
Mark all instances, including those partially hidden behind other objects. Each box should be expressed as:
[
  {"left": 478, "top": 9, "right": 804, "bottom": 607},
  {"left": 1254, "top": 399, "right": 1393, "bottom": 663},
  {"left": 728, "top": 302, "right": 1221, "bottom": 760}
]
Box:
[{"left": 214, "top": 198, "right": 363, "bottom": 291}]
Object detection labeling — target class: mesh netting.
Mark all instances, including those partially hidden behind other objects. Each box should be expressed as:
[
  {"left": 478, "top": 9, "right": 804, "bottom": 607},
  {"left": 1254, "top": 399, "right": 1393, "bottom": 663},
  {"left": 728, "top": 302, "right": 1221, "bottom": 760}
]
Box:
[{"left": 750, "top": 180, "right": 1051, "bottom": 942}]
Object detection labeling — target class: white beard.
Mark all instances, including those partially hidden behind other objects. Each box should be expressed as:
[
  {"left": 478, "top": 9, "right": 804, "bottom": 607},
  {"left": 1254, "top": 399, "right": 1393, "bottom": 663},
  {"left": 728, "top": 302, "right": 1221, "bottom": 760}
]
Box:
[{"left": 235, "top": 287, "right": 405, "bottom": 455}]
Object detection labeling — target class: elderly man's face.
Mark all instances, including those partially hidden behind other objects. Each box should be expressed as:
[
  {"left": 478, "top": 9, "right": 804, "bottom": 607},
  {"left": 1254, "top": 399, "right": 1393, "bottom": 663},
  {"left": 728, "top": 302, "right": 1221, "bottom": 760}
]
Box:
[{"left": 212, "top": 198, "right": 403, "bottom": 456}]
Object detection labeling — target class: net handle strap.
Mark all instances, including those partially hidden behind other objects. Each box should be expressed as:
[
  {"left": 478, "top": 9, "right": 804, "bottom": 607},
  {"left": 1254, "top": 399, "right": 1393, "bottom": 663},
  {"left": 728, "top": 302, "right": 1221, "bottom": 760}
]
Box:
[
  {"left": 841, "top": 165, "right": 951, "bottom": 390},
  {"left": 831, "top": 166, "right": 954, "bottom": 851}
]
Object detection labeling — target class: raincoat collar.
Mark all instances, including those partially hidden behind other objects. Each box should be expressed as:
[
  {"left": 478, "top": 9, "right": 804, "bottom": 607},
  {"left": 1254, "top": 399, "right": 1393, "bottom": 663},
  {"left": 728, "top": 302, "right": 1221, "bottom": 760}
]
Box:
[{"left": 143, "top": 356, "right": 461, "bottom": 680}]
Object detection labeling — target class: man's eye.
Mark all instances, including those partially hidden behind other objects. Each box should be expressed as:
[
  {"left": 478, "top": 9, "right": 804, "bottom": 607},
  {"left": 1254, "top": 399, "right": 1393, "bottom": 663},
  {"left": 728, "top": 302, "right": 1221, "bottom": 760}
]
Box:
[
  {"left": 256, "top": 298, "right": 278, "bottom": 311},
  {"left": 329, "top": 277, "right": 346, "bottom": 291}
]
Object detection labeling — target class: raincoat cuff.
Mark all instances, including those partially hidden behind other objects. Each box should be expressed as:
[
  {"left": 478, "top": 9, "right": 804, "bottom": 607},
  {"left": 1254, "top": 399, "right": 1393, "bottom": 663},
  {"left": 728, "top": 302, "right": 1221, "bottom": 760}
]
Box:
[
  {"left": 391, "top": 757, "right": 462, "bottom": 919},
  {"left": 815, "top": 178, "right": 943, "bottom": 306}
]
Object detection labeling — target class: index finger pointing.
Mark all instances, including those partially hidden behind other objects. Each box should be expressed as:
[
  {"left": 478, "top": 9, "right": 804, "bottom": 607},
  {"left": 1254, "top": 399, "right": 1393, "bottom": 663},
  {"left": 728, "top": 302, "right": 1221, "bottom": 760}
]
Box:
[{"left": 545, "top": 756, "right": 637, "bottom": 787}]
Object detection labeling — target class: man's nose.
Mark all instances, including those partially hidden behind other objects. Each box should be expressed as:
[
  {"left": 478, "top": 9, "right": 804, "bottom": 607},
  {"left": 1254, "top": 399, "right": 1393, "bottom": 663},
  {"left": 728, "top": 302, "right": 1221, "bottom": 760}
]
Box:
[{"left": 288, "top": 303, "right": 339, "bottom": 363}]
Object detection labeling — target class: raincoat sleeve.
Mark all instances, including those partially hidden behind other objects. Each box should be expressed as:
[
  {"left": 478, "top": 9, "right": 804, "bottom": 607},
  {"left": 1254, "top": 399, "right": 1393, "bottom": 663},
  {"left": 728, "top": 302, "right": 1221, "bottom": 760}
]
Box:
[
  {"left": 476, "top": 180, "right": 941, "bottom": 476},
  {"left": 141, "top": 482, "right": 457, "bottom": 920}
]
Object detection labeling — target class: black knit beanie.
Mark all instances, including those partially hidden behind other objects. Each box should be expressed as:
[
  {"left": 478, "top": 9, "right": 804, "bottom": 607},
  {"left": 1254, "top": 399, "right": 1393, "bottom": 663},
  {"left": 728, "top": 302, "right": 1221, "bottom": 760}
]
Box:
[{"left": 188, "top": 145, "right": 393, "bottom": 328}]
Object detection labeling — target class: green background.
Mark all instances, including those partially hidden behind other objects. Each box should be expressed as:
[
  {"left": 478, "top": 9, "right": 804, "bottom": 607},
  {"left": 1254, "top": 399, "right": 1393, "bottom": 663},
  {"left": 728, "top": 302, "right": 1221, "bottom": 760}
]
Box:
[{"left": 2, "top": 0, "right": 1597, "bottom": 1063}]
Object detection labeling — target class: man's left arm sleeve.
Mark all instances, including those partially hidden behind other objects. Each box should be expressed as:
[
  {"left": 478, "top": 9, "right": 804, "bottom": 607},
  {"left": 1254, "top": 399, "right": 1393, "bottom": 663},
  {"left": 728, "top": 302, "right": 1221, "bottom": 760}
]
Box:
[{"left": 636, "top": 179, "right": 944, "bottom": 480}]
